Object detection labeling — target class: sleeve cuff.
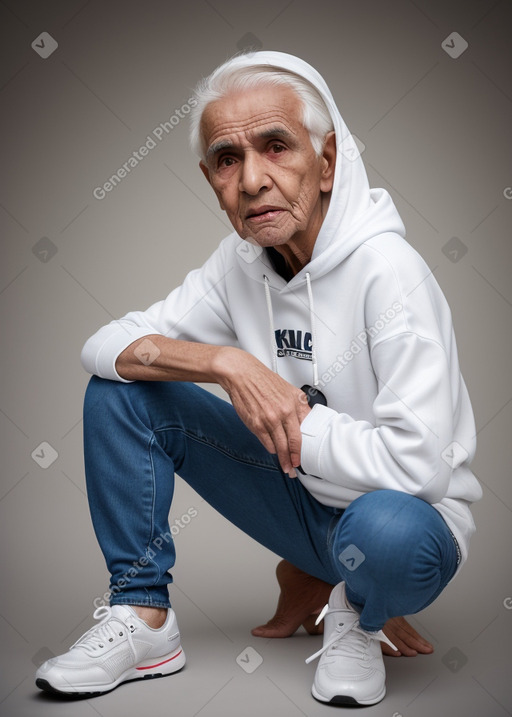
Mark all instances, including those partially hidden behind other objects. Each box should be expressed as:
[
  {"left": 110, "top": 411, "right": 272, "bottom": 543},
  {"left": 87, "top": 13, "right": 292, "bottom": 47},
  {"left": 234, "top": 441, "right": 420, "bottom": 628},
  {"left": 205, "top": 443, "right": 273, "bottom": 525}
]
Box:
[
  {"left": 81, "top": 324, "right": 160, "bottom": 382},
  {"left": 300, "top": 403, "right": 338, "bottom": 477}
]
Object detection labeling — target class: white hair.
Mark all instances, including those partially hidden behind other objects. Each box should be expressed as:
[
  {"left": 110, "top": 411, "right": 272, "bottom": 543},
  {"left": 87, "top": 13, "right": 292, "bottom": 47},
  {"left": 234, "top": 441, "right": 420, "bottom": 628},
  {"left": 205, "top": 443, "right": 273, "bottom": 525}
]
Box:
[{"left": 189, "top": 56, "right": 334, "bottom": 160}]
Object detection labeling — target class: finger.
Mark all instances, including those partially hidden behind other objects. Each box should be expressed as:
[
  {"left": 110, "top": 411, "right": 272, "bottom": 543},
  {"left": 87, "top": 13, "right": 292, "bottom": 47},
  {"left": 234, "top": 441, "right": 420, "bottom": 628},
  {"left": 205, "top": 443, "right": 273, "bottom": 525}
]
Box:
[
  {"left": 250, "top": 410, "right": 296, "bottom": 474},
  {"left": 270, "top": 423, "right": 294, "bottom": 475},
  {"left": 283, "top": 414, "right": 303, "bottom": 469},
  {"left": 258, "top": 431, "right": 295, "bottom": 476},
  {"left": 258, "top": 430, "right": 278, "bottom": 457}
]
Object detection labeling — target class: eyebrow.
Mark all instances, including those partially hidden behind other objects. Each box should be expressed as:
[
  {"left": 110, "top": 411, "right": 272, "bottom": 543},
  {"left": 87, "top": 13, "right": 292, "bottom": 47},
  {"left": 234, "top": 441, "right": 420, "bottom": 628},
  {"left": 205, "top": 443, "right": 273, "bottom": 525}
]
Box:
[
  {"left": 205, "top": 139, "right": 234, "bottom": 162},
  {"left": 205, "top": 127, "right": 295, "bottom": 163}
]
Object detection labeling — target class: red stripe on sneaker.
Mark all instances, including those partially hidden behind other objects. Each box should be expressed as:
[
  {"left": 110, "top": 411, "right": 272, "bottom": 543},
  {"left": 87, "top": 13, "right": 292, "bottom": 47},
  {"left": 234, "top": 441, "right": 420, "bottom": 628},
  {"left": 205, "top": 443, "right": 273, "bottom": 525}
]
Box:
[{"left": 136, "top": 650, "right": 183, "bottom": 671}]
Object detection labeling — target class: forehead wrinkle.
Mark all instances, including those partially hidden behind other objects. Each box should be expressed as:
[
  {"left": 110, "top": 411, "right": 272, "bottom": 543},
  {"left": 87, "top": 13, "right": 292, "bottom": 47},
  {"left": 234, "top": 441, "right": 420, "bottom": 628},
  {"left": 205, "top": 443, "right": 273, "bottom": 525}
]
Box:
[
  {"left": 251, "top": 127, "right": 294, "bottom": 142},
  {"left": 203, "top": 107, "right": 300, "bottom": 154}
]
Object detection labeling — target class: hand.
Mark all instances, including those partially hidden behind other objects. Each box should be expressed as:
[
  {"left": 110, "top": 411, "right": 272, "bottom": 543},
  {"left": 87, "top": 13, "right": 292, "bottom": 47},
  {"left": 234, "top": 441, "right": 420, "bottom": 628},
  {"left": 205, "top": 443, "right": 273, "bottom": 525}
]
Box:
[
  {"left": 214, "top": 347, "right": 311, "bottom": 475},
  {"left": 381, "top": 616, "right": 434, "bottom": 657}
]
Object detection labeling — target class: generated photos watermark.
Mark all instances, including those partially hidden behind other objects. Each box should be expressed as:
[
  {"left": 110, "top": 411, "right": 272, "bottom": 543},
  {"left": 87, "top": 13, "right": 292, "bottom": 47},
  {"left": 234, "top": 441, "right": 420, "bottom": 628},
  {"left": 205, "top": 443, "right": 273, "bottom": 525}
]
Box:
[
  {"left": 93, "top": 97, "right": 198, "bottom": 200},
  {"left": 93, "top": 507, "right": 198, "bottom": 608}
]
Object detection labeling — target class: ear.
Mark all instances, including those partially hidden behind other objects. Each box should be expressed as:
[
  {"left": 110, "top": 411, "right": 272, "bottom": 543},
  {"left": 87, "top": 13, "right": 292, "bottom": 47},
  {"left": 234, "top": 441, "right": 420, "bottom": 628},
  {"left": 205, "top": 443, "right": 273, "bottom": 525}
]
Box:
[
  {"left": 199, "top": 160, "right": 225, "bottom": 210},
  {"left": 199, "top": 160, "right": 210, "bottom": 184},
  {"left": 320, "top": 131, "right": 336, "bottom": 193}
]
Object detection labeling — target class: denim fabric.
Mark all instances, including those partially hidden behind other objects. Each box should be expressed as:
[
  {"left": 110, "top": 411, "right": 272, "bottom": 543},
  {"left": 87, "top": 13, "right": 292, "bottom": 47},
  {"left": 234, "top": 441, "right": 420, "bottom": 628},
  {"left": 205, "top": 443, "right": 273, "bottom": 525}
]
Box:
[{"left": 83, "top": 376, "right": 458, "bottom": 631}]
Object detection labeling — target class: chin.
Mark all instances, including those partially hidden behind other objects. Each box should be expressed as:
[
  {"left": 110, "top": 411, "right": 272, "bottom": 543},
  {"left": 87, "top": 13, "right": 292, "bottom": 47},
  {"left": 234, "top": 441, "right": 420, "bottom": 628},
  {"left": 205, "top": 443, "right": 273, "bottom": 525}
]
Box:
[{"left": 241, "top": 231, "right": 292, "bottom": 249}]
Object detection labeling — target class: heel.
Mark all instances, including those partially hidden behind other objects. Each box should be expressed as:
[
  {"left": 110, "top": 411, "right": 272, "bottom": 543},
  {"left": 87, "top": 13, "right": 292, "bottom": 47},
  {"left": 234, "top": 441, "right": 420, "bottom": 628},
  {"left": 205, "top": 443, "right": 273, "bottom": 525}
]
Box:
[{"left": 302, "top": 612, "right": 324, "bottom": 635}]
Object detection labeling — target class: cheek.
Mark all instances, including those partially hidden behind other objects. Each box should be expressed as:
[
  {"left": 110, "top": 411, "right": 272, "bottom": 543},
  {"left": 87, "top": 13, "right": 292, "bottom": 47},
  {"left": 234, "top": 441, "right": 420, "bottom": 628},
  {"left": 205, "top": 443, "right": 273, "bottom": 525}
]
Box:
[
  {"left": 212, "top": 180, "right": 238, "bottom": 215},
  {"left": 289, "top": 178, "right": 320, "bottom": 218},
  {"left": 277, "top": 163, "right": 321, "bottom": 211}
]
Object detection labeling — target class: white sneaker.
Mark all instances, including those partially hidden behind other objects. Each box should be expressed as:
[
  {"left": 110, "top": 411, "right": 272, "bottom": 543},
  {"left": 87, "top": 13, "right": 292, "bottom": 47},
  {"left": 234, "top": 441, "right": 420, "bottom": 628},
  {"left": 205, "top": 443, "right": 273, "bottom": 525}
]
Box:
[
  {"left": 305, "top": 582, "right": 397, "bottom": 706},
  {"left": 36, "top": 605, "right": 185, "bottom": 696}
]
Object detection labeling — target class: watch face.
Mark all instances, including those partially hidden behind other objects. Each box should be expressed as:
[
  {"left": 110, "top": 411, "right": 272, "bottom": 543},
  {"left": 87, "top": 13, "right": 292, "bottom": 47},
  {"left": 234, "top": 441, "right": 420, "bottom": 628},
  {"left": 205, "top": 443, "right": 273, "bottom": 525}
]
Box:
[{"left": 301, "top": 384, "right": 328, "bottom": 408}]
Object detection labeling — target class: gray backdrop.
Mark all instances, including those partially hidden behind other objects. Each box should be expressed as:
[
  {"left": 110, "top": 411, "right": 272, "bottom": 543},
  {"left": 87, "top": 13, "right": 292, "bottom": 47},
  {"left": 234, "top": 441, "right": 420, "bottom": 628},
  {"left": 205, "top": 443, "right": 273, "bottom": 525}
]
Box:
[{"left": 1, "top": 1, "right": 511, "bottom": 715}]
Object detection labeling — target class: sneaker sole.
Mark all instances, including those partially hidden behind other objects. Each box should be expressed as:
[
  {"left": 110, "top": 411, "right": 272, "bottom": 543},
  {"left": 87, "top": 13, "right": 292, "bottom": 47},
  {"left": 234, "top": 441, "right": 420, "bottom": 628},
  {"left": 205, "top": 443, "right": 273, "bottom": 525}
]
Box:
[
  {"left": 312, "top": 682, "right": 386, "bottom": 706},
  {"left": 36, "top": 646, "right": 186, "bottom": 698}
]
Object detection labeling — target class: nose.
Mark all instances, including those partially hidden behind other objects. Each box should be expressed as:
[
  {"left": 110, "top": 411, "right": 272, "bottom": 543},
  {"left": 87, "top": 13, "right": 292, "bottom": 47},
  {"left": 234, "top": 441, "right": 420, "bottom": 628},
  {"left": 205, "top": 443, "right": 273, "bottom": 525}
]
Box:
[{"left": 239, "top": 151, "right": 272, "bottom": 195}]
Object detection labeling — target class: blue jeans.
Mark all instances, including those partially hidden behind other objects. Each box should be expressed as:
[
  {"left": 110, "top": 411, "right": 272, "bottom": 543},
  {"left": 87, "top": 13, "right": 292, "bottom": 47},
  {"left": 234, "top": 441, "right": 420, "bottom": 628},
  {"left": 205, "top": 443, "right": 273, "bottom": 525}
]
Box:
[{"left": 83, "top": 376, "right": 459, "bottom": 632}]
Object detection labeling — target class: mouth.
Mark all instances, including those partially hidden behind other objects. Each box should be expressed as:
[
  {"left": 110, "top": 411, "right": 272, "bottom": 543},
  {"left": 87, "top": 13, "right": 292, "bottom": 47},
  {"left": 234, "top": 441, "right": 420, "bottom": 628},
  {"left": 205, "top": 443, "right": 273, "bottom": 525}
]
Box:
[{"left": 245, "top": 206, "right": 284, "bottom": 222}]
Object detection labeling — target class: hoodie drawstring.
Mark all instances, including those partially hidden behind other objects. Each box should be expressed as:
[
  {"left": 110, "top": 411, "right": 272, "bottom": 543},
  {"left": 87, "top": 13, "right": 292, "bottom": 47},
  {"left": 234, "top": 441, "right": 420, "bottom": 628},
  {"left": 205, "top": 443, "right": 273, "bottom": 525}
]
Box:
[
  {"left": 263, "top": 275, "right": 278, "bottom": 374},
  {"left": 263, "top": 273, "right": 319, "bottom": 387},
  {"left": 306, "top": 272, "right": 319, "bottom": 387}
]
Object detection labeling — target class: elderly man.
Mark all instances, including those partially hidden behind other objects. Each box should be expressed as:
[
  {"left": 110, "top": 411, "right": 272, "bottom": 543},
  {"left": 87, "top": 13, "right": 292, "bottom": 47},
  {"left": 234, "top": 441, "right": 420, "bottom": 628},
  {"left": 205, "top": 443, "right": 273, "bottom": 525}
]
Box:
[{"left": 35, "top": 51, "right": 481, "bottom": 706}]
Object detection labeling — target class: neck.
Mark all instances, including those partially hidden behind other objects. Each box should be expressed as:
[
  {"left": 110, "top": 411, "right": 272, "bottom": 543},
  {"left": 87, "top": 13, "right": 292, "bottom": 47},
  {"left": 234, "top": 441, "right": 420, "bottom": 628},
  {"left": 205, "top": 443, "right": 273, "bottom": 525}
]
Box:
[{"left": 273, "top": 243, "right": 311, "bottom": 276}]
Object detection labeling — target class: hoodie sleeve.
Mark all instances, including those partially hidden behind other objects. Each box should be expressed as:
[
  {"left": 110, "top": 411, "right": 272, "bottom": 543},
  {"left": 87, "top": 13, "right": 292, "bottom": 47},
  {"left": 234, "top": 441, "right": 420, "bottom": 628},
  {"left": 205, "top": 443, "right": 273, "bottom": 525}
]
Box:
[
  {"left": 81, "top": 240, "right": 238, "bottom": 382},
  {"left": 299, "top": 233, "right": 477, "bottom": 506},
  {"left": 299, "top": 331, "right": 468, "bottom": 504}
]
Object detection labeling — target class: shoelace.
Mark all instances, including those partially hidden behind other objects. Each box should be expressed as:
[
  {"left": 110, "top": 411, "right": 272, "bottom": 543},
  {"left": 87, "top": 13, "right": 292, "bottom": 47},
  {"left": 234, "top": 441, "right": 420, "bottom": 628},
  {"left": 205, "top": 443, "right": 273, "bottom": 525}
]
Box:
[
  {"left": 305, "top": 603, "right": 397, "bottom": 664},
  {"left": 70, "top": 606, "right": 137, "bottom": 656}
]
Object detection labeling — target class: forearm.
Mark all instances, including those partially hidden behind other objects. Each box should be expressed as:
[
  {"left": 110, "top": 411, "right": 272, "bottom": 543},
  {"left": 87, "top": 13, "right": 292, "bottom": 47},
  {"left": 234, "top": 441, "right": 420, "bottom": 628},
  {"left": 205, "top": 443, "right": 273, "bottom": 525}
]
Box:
[
  {"left": 116, "top": 335, "right": 310, "bottom": 475},
  {"left": 115, "top": 334, "right": 234, "bottom": 383}
]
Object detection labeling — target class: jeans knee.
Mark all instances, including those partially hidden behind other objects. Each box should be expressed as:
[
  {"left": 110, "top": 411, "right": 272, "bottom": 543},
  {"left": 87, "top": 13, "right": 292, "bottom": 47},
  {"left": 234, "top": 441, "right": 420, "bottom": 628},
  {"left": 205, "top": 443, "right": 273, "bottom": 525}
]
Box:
[
  {"left": 331, "top": 491, "right": 457, "bottom": 623},
  {"left": 332, "top": 490, "right": 445, "bottom": 580}
]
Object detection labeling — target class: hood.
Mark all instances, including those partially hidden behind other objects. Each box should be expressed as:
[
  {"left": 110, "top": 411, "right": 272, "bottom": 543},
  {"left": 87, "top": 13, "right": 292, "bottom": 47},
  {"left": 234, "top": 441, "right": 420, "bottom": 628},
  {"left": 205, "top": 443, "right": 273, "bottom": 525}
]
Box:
[{"left": 215, "top": 50, "right": 406, "bottom": 286}]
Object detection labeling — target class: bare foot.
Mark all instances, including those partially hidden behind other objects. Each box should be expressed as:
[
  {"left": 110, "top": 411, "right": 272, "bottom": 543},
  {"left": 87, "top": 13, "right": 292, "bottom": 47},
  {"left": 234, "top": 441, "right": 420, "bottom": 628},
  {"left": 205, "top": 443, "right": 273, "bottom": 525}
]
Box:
[
  {"left": 251, "top": 560, "right": 434, "bottom": 658},
  {"left": 381, "top": 616, "right": 434, "bottom": 657},
  {"left": 251, "top": 560, "right": 333, "bottom": 638}
]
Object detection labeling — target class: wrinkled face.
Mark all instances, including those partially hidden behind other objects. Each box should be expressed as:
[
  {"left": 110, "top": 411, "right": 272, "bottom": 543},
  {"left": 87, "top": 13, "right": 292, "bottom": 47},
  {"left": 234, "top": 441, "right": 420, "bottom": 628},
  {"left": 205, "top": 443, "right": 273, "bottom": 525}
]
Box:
[{"left": 199, "top": 84, "right": 334, "bottom": 254}]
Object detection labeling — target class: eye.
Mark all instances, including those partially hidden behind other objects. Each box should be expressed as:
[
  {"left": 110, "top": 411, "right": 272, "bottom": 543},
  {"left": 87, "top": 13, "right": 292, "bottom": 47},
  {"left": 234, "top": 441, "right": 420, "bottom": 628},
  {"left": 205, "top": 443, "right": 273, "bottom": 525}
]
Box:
[
  {"left": 219, "top": 155, "right": 236, "bottom": 168},
  {"left": 270, "top": 143, "right": 286, "bottom": 154}
]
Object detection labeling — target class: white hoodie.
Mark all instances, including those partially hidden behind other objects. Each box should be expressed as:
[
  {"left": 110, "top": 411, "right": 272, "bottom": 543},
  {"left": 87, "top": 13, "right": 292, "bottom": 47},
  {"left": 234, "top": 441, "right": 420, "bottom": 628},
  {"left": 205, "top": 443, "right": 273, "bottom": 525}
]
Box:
[{"left": 81, "top": 51, "right": 482, "bottom": 573}]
